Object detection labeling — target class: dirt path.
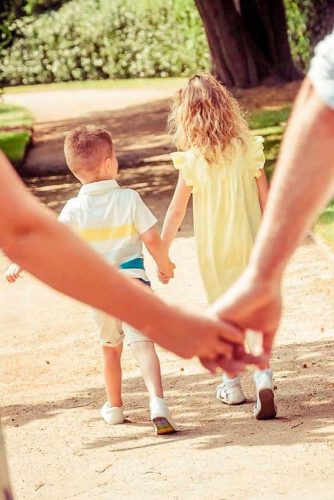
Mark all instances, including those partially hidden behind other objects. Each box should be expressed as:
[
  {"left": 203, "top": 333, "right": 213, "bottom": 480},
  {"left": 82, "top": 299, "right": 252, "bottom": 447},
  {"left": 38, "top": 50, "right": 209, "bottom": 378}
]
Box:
[
  {"left": 4, "top": 81, "right": 300, "bottom": 176},
  {"left": 1, "top": 179, "right": 334, "bottom": 499}
]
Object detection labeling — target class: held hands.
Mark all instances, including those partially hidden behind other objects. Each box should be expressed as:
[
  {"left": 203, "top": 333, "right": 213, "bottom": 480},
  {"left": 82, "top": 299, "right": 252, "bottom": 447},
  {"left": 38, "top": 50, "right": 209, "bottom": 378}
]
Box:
[
  {"left": 202, "top": 268, "right": 282, "bottom": 371},
  {"left": 5, "top": 263, "right": 23, "bottom": 283},
  {"left": 157, "top": 260, "right": 175, "bottom": 284}
]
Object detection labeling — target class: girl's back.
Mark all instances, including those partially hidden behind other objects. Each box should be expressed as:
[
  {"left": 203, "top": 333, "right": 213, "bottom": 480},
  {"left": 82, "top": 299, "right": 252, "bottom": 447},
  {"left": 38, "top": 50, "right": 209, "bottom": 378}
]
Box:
[
  {"left": 171, "top": 134, "right": 265, "bottom": 303},
  {"left": 164, "top": 73, "right": 268, "bottom": 303}
]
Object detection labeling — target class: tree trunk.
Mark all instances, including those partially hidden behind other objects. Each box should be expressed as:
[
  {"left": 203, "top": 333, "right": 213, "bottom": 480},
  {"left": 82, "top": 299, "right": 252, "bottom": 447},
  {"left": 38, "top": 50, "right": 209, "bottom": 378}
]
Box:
[{"left": 195, "top": 0, "right": 302, "bottom": 88}]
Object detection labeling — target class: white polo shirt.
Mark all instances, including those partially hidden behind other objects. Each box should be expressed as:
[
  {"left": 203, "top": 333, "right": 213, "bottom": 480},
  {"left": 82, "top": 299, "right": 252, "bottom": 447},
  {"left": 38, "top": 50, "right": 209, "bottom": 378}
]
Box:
[{"left": 59, "top": 180, "right": 157, "bottom": 281}]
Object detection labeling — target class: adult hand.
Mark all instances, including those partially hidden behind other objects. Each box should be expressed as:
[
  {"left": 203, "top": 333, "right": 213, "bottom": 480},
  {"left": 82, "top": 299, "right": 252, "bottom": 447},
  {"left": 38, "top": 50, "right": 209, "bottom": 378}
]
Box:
[{"left": 206, "top": 267, "right": 282, "bottom": 369}]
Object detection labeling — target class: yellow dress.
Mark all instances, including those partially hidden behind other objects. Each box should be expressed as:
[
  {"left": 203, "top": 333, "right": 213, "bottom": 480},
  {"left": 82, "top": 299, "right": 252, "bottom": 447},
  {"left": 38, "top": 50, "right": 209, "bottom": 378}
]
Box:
[{"left": 171, "top": 135, "right": 265, "bottom": 304}]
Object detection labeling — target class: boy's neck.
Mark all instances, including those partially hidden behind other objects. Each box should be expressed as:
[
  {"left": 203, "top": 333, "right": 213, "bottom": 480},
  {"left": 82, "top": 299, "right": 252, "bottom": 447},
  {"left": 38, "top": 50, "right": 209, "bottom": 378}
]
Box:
[{"left": 80, "top": 174, "right": 116, "bottom": 185}]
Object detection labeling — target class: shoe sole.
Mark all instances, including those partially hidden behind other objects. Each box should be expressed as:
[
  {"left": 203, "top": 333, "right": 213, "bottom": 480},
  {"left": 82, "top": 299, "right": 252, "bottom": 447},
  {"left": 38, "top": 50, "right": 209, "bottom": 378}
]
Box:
[
  {"left": 255, "top": 389, "right": 277, "bottom": 420},
  {"left": 218, "top": 397, "right": 246, "bottom": 406},
  {"left": 152, "top": 417, "right": 177, "bottom": 435}
]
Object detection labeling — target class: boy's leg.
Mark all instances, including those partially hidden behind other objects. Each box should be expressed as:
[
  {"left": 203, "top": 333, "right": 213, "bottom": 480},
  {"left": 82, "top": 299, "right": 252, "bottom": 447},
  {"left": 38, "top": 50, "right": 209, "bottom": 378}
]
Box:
[
  {"left": 126, "top": 323, "right": 176, "bottom": 434},
  {"left": 102, "top": 343, "right": 123, "bottom": 407},
  {"left": 130, "top": 341, "right": 163, "bottom": 400},
  {"left": 93, "top": 309, "right": 125, "bottom": 424}
]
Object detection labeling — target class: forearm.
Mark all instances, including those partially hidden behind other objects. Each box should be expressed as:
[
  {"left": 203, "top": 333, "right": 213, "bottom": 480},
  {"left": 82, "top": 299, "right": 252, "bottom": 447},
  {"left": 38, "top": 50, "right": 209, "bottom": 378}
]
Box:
[
  {"left": 0, "top": 156, "right": 173, "bottom": 338},
  {"left": 249, "top": 79, "right": 334, "bottom": 282},
  {"left": 10, "top": 208, "right": 182, "bottom": 339},
  {"left": 256, "top": 170, "right": 269, "bottom": 213},
  {"left": 161, "top": 207, "right": 186, "bottom": 250},
  {"left": 145, "top": 236, "right": 171, "bottom": 274}
]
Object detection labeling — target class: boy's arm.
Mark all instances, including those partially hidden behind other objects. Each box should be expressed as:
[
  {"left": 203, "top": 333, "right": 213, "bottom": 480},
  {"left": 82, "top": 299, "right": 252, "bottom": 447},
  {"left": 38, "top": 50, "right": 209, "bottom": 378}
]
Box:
[
  {"left": 255, "top": 169, "right": 269, "bottom": 213},
  {"left": 161, "top": 173, "right": 192, "bottom": 251},
  {"left": 5, "top": 263, "right": 23, "bottom": 282},
  {"left": 141, "top": 226, "right": 174, "bottom": 283},
  {"left": 5, "top": 201, "right": 76, "bottom": 283}
]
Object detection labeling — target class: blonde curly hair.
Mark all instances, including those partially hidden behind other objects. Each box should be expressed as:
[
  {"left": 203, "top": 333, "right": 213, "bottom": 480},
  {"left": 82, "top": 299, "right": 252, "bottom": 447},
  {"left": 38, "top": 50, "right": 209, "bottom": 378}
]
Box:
[{"left": 168, "top": 73, "right": 250, "bottom": 164}]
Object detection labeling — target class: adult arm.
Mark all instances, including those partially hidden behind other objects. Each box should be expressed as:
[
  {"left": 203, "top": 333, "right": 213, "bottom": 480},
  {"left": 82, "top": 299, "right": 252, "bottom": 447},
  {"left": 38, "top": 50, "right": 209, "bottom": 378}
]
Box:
[{"left": 0, "top": 150, "right": 248, "bottom": 364}]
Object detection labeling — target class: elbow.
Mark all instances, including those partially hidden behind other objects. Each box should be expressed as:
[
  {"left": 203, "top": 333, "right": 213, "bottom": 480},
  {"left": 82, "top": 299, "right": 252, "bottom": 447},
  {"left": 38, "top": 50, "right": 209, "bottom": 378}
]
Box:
[
  {"left": 144, "top": 232, "right": 160, "bottom": 249},
  {"left": 0, "top": 206, "right": 42, "bottom": 261},
  {"left": 168, "top": 206, "right": 186, "bottom": 222}
]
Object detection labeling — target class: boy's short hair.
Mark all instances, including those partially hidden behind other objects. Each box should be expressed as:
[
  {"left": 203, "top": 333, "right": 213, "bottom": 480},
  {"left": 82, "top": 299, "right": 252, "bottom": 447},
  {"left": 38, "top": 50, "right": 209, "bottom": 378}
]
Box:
[{"left": 64, "top": 125, "right": 113, "bottom": 171}]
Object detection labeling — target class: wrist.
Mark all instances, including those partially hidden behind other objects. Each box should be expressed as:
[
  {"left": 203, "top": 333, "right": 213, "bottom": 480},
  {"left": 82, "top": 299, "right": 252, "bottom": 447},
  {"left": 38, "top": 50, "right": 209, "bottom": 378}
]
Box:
[{"left": 244, "top": 260, "right": 282, "bottom": 290}]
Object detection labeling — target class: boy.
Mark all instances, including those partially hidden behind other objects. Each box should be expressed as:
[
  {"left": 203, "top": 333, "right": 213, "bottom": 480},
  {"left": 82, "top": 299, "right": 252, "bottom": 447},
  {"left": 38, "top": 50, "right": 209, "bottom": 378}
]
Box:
[{"left": 8, "top": 126, "right": 177, "bottom": 434}]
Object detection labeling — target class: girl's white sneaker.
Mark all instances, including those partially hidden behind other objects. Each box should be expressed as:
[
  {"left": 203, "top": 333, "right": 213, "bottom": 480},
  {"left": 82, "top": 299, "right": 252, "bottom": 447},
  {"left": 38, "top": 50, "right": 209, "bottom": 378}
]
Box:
[
  {"left": 253, "top": 369, "right": 277, "bottom": 420},
  {"left": 216, "top": 376, "right": 246, "bottom": 405},
  {"left": 100, "top": 402, "right": 124, "bottom": 425},
  {"left": 149, "top": 397, "right": 177, "bottom": 435}
]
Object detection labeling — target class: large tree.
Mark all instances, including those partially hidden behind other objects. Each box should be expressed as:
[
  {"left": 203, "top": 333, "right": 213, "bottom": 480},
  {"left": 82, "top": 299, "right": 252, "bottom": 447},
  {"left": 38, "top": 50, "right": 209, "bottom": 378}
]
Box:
[{"left": 195, "top": 0, "right": 302, "bottom": 88}]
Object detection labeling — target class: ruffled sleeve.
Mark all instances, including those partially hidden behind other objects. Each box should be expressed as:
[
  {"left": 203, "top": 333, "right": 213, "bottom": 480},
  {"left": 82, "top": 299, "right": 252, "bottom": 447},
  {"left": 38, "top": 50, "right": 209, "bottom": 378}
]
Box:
[
  {"left": 248, "top": 135, "right": 265, "bottom": 178},
  {"left": 170, "top": 151, "right": 198, "bottom": 192}
]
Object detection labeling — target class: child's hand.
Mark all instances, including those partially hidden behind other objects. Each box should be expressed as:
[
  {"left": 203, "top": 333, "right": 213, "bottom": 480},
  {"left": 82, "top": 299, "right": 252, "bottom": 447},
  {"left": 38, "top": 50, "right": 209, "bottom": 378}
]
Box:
[
  {"left": 158, "top": 261, "right": 175, "bottom": 284},
  {"left": 5, "top": 263, "right": 23, "bottom": 283}
]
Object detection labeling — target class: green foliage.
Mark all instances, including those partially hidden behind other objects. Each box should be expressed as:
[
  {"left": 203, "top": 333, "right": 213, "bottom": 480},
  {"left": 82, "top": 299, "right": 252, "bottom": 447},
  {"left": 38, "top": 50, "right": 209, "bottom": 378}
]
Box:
[
  {"left": 0, "top": 103, "right": 34, "bottom": 127},
  {"left": 2, "top": 0, "right": 333, "bottom": 86},
  {"left": 0, "top": 103, "right": 33, "bottom": 164},
  {"left": 0, "top": 130, "right": 31, "bottom": 163},
  {"left": 314, "top": 200, "right": 334, "bottom": 251},
  {"left": 0, "top": 0, "right": 68, "bottom": 50},
  {"left": 0, "top": 0, "right": 209, "bottom": 86},
  {"left": 248, "top": 107, "right": 291, "bottom": 130},
  {"left": 248, "top": 106, "right": 291, "bottom": 180},
  {"left": 284, "top": 0, "right": 334, "bottom": 71}
]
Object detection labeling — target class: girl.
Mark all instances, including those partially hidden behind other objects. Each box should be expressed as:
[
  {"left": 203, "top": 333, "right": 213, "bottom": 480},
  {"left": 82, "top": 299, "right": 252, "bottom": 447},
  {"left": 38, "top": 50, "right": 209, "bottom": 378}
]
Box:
[{"left": 161, "top": 73, "right": 276, "bottom": 420}]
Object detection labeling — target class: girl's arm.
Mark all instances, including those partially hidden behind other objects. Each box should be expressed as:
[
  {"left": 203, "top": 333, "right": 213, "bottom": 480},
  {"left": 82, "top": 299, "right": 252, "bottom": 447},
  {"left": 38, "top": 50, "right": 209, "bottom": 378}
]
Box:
[
  {"left": 161, "top": 173, "right": 192, "bottom": 250},
  {"left": 141, "top": 226, "right": 174, "bottom": 282},
  {"left": 256, "top": 169, "right": 269, "bottom": 213}
]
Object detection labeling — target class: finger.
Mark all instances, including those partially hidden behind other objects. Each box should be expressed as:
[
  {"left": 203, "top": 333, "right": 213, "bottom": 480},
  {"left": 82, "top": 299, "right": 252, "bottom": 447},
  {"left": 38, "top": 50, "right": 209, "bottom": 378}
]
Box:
[
  {"left": 214, "top": 341, "right": 233, "bottom": 359},
  {"left": 201, "top": 356, "right": 246, "bottom": 373},
  {"left": 262, "top": 331, "right": 275, "bottom": 356},
  {"left": 217, "top": 320, "right": 245, "bottom": 344},
  {"left": 200, "top": 358, "right": 218, "bottom": 374},
  {"left": 236, "top": 351, "right": 266, "bottom": 366}
]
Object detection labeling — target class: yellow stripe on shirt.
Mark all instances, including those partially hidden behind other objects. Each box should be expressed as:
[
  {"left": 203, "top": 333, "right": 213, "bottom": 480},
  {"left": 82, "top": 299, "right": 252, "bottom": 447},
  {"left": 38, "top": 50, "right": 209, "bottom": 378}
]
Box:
[{"left": 79, "top": 224, "right": 138, "bottom": 242}]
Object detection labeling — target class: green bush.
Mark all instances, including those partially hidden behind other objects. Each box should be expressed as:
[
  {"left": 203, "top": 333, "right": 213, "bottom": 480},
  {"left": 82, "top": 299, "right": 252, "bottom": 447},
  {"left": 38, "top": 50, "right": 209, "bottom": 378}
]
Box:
[
  {"left": 0, "top": 0, "right": 68, "bottom": 50},
  {"left": 284, "top": 0, "right": 334, "bottom": 71},
  {"left": 2, "top": 0, "right": 333, "bottom": 86},
  {"left": 0, "top": 0, "right": 209, "bottom": 85}
]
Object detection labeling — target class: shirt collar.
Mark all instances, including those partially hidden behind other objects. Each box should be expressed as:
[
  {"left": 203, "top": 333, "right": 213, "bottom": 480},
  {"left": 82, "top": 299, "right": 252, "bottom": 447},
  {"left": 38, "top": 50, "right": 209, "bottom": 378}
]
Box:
[{"left": 79, "top": 179, "right": 119, "bottom": 196}]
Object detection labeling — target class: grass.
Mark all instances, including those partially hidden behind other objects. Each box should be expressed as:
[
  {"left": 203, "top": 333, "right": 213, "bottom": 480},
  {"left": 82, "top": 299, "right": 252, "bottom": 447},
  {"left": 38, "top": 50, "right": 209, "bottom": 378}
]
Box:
[
  {"left": 0, "top": 103, "right": 34, "bottom": 127},
  {"left": 248, "top": 105, "right": 334, "bottom": 251},
  {"left": 4, "top": 77, "right": 187, "bottom": 94},
  {"left": 0, "top": 103, "right": 34, "bottom": 164},
  {"left": 0, "top": 130, "right": 31, "bottom": 162},
  {"left": 248, "top": 106, "right": 291, "bottom": 180},
  {"left": 313, "top": 200, "right": 334, "bottom": 252}
]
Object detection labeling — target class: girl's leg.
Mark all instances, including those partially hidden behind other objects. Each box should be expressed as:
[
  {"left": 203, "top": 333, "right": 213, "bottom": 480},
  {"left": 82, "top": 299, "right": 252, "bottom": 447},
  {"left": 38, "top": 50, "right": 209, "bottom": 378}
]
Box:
[
  {"left": 101, "top": 343, "right": 123, "bottom": 407},
  {"left": 130, "top": 341, "right": 163, "bottom": 400}
]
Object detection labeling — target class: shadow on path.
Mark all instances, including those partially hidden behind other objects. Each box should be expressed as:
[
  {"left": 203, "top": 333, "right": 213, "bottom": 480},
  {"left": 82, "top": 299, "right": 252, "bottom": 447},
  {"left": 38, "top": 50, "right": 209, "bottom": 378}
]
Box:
[{"left": 2, "top": 340, "right": 333, "bottom": 452}]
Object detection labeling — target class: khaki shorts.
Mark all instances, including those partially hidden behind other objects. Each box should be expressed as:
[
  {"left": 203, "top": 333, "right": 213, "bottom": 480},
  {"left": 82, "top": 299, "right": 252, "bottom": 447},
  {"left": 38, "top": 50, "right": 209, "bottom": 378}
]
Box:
[{"left": 92, "top": 309, "right": 151, "bottom": 347}]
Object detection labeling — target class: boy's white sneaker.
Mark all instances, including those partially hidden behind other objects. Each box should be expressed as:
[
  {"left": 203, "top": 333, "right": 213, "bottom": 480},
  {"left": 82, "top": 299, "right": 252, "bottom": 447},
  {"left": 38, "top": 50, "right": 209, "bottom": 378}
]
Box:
[
  {"left": 254, "top": 369, "right": 277, "bottom": 420},
  {"left": 216, "top": 376, "right": 246, "bottom": 405},
  {"left": 100, "top": 402, "right": 124, "bottom": 425},
  {"left": 149, "top": 397, "right": 177, "bottom": 435}
]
